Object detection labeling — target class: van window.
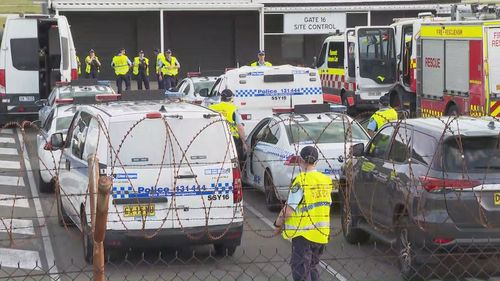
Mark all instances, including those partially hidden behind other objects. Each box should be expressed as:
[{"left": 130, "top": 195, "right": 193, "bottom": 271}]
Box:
[
  {"left": 316, "top": 42, "right": 328, "bottom": 68},
  {"left": 389, "top": 126, "right": 411, "bottom": 163},
  {"left": 412, "top": 131, "right": 437, "bottom": 166},
  {"left": 61, "top": 37, "right": 69, "bottom": 70},
  {"left": 328, "top": 42, "right": 345, "bottom": 69},
  {"left": 11, "top": 38, "right": 39, "bottom": 71},
  {"left": 82, "top": 118, "right": 99, "bottom": 160},
  {"left": 443, "top": 136, "right": 500, "bottom": 173}
]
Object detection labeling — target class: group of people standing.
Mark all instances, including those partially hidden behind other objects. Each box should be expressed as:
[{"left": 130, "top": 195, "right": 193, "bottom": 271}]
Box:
[{"left": 76, "top": 48, "right": 180, "bottom": 93}]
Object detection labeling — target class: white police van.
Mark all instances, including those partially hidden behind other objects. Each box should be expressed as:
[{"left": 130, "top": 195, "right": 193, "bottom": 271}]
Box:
[
  {"left": 205, "top": 65, "right": 323, "bottom": 132},
  {"left": 50, "top": 92, "right": 243, "bottom": 261},
  {"left": 0, "top": 14, "right": 77, "bottom": 122}
]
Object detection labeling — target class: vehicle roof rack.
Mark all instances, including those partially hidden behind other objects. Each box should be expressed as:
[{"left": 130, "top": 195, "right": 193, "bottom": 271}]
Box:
[{"left": 121, "top": 90, "right": 165, "bottom": 101}]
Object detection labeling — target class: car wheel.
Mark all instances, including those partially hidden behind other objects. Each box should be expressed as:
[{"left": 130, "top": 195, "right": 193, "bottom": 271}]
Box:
[
  {"left": 213, "top": 243, "right": 237, "bottom": 257},
  {"left": 264, "top": 171, "right": 281, "bottom": 212},
  {"left": 81, "top": 210, "right": 94, "bottom": 264},
  {"left": 56, "top": 188, "right": 74, "bottom": 227},
  {"left": 38, "top": 170, "right": 54, "bottom": 193},
  {"left": 397, "top": 219, "right": 423, "bottom": 281},
  {"left": 341, "top": 193, "right": 369, "bottom": 244}
]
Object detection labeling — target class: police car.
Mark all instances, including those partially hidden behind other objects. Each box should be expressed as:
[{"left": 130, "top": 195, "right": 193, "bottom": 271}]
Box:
[
  {"left": 36, "top": 103, "right": 77, "bottom": 193},
  {"left": 171, "top": 73, "right": 217, "bottom": 103},
  {"left": 204, "top": 65, "right": 323, "bottom": 132},
  {"left": 49, "top": 92, "right": 243, "bottom": 261},
  {"left": 37, "top": 80, "right": 115, "bottom": 124},
  {"left": 244, "top": 104, "right": 370, "bottom": 211}
]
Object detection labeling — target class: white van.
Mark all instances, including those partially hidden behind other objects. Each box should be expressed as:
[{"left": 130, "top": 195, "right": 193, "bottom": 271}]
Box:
[
  {"left": 0, "top": 14, "right": 77, "bottom": 122},
  {"left": 49, "top": 93, "right": 243, "bottom": 261},
  {"left": 205, "top": 65, "right": 323, "bottom": 132}
]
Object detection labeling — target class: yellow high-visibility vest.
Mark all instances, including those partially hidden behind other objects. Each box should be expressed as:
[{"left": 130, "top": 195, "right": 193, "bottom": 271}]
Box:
[
  {"left": 209, "top": 102, "right": 240, "bottom": 139},
  {"left": 85, "top": 55, "right": 100, "bottom": 74},
  {"left": 76, "top": 56, "right": 81, "bottom": 75},
  {"left": 282, "top": 171, "right": 333, "bottom": 244},
  {"left": 250, "top": 61, "right": 272, "bottom": 67},
  {"left": 161, "top": 56, "right": 179, "bottom": 76},
  {"left": 133, "top": 57, "right": 149, "bottom": 76},
  {"left": 370, "top": 107, "right": 398, "bottom": 132},
  {"left": 156, "top": 53, "right": 165, "bottom": 74},
  {"left": 112, "top": 55, "right": 130, "bottom": 76}
]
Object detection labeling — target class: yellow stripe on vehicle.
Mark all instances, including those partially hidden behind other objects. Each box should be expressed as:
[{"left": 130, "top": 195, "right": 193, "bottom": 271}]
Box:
[
  {"left": 420, "top": 25, "right": 482, "bottom": 39},
  {"left": 491, "top": 102, "right": 500, "bottom": 117},
  {"left": 321, "top": 68, "right": 345, "bottom": 76}
]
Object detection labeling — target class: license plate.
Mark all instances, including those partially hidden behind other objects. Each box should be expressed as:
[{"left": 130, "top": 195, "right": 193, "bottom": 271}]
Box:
[
  {"left": 123, "top": 204, "right": 155, "bottom": 217},
  {"left": 19, "top": 96, "right": 35, "bottom": 102},
  {"left": 368, "top": 92, "right": 382, "bottom": 96},
  {"left": 495, "top": 193, "right": 500, "bottom": 206}
]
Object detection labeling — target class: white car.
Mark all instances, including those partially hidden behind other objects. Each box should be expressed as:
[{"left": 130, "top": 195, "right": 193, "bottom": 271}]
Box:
[
  {"left": 38, "top": 82, "right": 115, "bottom": 125},
  {"left": 243, "top": 104, "right": 370, "bottom": 211},
  {"left": 172, "top": 75, "right": 217, "bottom": 103},
  {"left": 50, "top": 92, "right": 243, "bottom": 262},
  {"left": 36, "top": 104, "right": 77, "bottom": 193}
]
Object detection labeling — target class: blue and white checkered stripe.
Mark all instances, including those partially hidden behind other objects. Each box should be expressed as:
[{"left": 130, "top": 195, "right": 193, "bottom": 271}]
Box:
[
  {"left": 235, "top": 87, "right": 322, "bottom": 98},
  {"left": 112, "top": 186, "right": 133, "bottom": 199},
  {"left": 211, "top": 183, "right": 233, "bottom": 194}
]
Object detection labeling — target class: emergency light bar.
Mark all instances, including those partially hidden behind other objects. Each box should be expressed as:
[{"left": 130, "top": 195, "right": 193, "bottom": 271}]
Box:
[
  {"left": 461, "top": 0, "right": 499, "bottom": 4},
  {"left": 272, "top": 104, "right": 346, "bottom": 115},
  {"left": 187, "top": 72, "right": 201, "bottom": 78},
  {"left": 121, "top": 90, "right": 165, "bottom": 101}
]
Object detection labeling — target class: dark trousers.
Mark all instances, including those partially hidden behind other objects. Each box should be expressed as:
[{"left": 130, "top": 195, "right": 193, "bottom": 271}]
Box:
[
  {"left": 156, "top": 73, "right": 163, "bottom": 89},
  {"left": 290, "top": 236, "right": 325, "bottom": 281},
  {"left": 136, "top": 72, "right": 150, "bottom": 90},
  {"left": 85, "top": 71, "right": 98, "bottom": 79},
  {"left": 163, "top": 75, "right": 176, "bottom": 90},
  {"left": 116, "top": 74, "right": 131, "bottom": 94},
  {"left": 233, "top": 137, "right": 245, "bottom": 169}
]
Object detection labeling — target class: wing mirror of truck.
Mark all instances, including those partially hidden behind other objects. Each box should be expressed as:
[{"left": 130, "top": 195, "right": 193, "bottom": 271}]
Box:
[
  {"left": 49, "top": 133, "right": 64, "bottom": 151},
  {"left": 351, "top": 143, "right": 365, "bottom": 157},
  {"left": 199, "top": 88, "right": 209, "bottom": 97}
]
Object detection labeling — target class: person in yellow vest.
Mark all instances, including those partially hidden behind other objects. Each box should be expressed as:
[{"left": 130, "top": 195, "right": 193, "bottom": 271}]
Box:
[
  {"left": 111, "top": 48, "right": 132, "bottom": 94},
  {"left": 209, "top": 89, "right": 247, "bottom": 167},
  {"left": 273, "top": 146, "right": 333, "bottom": 281},
  {"left": 251, "top": 50, "right": 272, "bottom": 67},
  {"left": 133, "top": 50, "right": 150, "bottom": 90},
  {"left": 76, "top": 53, "right": 81, "bottom": 77},
  {"left": 85, "top": 49, "right": 101, "bottom": 79},
  {"left": 367, "top": 95, "right": 398, "bottom": 137},
  {"left": 159, "top": 49, "right": 180, "bottom": 90},
  {"left": 153, "top": 48, "right": 165, "bottom": 90}
]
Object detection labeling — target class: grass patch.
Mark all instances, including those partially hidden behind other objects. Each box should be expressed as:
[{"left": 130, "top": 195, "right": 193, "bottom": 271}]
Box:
[{"left": 0, "top": 0, "right": 42, "bottom": 14}]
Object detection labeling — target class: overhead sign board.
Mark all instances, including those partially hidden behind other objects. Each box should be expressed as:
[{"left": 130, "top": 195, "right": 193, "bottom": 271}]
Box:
[{"left": 284, "top": 13, "right": 346, "bottom": 34}]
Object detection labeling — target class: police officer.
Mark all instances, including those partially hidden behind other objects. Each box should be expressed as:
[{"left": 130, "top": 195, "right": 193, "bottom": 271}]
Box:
[
  {"left": 153, "top": 48, "right": 165, "bottom": 89},
  {"left": 251, "top": 50, "right": 272, "bottom": 67},
  {"left": 209, "top": 89, "right": 247, "bottom": 167},
  {"left": 367, "top": 95, "right": 398, "bottom": 137},
  {"left": 159, "top": 49, "right": 180, "bottom": 90},
  {"left": 85, "top": 49, "right": 101, "bottom": 79},
  {"left": 133, "top": 50, "right": 150, "bottom": 90},
  {"left": 273, "top": 146, "right": 333, "bottom": 281},
  {"left": 76, "top": 50, "right": 81, "bottom": 77},
  {"left": 111, "top": 48, "right": 132, "bottom": 94}
]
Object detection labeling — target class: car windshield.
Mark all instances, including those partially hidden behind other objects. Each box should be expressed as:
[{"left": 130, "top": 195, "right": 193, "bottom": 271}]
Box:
[
  {"left": 193, "top": 80, "right": 216, "bottom": 94},
  {"left": 58, "top": 86, "right": 114, "bottom": 99},
  {"left": 285, "top": 121, "right": 369, "bottom": 144},
  {"left": 443, "top": 137, "right": 500, "bottom": 172},
  {"left": 55, "top": 116, "right": 74, "bottom": 131}
]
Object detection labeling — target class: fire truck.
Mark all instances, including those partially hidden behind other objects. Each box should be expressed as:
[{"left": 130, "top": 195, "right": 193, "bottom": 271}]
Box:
[
  {"left": 316, "top": 26, "right": 397, "bottom": 113},
  {"left": 417, "top": 3, "right": 500, "bottom": 117}
]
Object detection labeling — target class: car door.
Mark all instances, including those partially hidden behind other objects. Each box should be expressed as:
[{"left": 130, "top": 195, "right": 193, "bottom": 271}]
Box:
[
  {"left": 247, "top": 118, "right": 271, "bottom": 189},
  {"left": 37, "top": 109, "right": 55, "bottom": 173},
  {"left": 376, "top": 124, "right": 412, "bottom": 227},
  {"left": 353, "top": 125, "right": 395, "bottom": 223}
]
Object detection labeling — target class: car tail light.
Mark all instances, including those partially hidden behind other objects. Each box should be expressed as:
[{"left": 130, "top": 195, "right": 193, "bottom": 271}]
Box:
[
  {"left": 187, "top": 72, "right": 201, "bottom": 78},
  {"left": 55, "top": 98, "right": 74, "bottom": 105},
  {"left": 432, "top": 237, "right": 454, "bottom": 244},
  {"left": 241, "top": 114, "right": 252, "bottom": 120},
  {"left": 17, "top": 106, "right": 25, "bottom": 112},
  {"left": 44, "top": 141, "right": 53, "bottom": 151},
  {"left": 71, "top": 69, "right": 78, "bottom": 80},
  {"left": 284, "top": 155, "right": 301, "bottom": 166},
  {"left": 0, "top": 69, "right": 6, "bottom": 89},
  {"left": 311, "top": 99, "right": 317, "bottom": 104},
  {"left": 233, "top": 167, "right": 243, "bottom": 203},
  {"left": 95, "top": 94, "right": 120, "bottom": 102},
  {"left": 146, "top": 112, "right": 162, "bottom": 119},
  {"left": 272, "top": 107, "right": 293, "bottom": 114},
  {"left": 240, "top": 102, "right": 246, "bottom": 106},
  {"left": 419, "top": 176, "right": 481, "bottom": 192}
]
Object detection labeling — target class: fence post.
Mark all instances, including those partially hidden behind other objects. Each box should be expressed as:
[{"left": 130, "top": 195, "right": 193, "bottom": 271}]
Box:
[{"left": 93, "top": 176, "right": 112, "bottom": 281}]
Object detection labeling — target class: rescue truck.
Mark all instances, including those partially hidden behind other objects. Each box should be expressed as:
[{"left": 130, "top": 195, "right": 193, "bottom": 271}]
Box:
[
  {"left": 417, "top": 3, "right": 500, "bottom": 117},
  {"left": 316, "top": 26, "right": 397, "bottom": 113}
]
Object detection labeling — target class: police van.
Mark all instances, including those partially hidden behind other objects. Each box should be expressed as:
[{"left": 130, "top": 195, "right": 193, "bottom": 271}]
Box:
[
  {"left": 205, "top": 65, "right": 323, "bottom": 132},
  {"left": 0, "top": 14, "right": 78, "bottom": 122},
  {"left": 49, "top": 92, "right": 243, "bottom": 261}
]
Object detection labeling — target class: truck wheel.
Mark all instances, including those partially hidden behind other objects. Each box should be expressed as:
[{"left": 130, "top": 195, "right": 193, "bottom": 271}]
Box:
[
  {"left": 214, "top": 243, "right": 237, "bottom": 257},
  {"left": 445, "top": 105, "right": 459, "bottom": 117},
  {"left": 38, "top": 171, "right": 54, "bottom": 193},
  {"left": 341, "top": 193, "right": 369, "bottom": 244},
  {"left": 81, "top": 210, "right": 94, "bottom": 264},
  {"left": 264, "top": 171, "right": 280, "bottom": 212},
  {"left": 56, "top": 189, "right": 74, "bottom": 227}
]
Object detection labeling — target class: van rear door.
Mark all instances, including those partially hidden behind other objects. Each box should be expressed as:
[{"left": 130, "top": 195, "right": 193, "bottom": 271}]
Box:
[
  {"left": 4, "top": 18, "right": 39, "bottom": 97},
  {"left": 56, "top": 16, "right": 73, "bottom": 82}
]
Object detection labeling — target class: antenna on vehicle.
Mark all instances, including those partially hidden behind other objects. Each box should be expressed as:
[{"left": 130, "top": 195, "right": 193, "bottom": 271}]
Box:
[{"left": 159, "top": 105, "right": 167, "bottom": 113}]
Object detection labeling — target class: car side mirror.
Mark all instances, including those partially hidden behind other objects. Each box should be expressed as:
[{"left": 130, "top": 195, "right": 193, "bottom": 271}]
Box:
[
  {"left": 32, "top": 120, "right": 42, "bottom": 128},
  {"left": 35, "top": 99, "right": 47, "bottom": 107},
  {"left": 351, "top": 143, "right": 365, "bottom": 157},
  {"left": 199, "top": 88, "right": 209, "bottom": 97},
  {"left": 312, "top": 56, "right": 318, "bottom": 68},
  {"left": 50, "top": 133, "right": 64, "bottom": 150}
]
